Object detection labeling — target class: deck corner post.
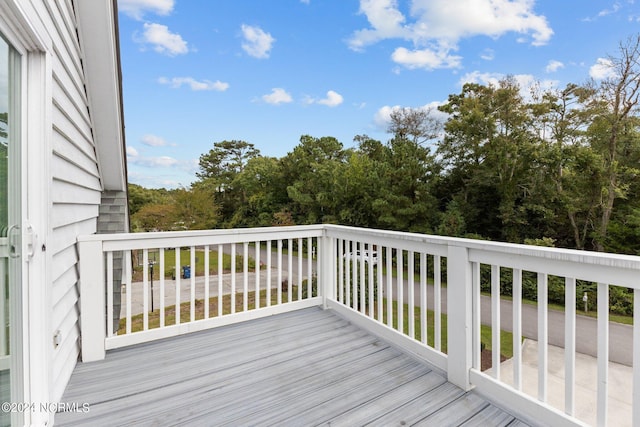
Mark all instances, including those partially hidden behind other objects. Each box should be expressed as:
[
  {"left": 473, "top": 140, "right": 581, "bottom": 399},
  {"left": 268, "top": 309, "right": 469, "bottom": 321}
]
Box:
[
  {"left": 447, "top": 244, "right": 473, "bottom": 391},
  {"left": 78, "top": 238, "right": 106, "bottom": 361},
  {"left": 319, "top": 232, "right": 335, "bottom": 309}
]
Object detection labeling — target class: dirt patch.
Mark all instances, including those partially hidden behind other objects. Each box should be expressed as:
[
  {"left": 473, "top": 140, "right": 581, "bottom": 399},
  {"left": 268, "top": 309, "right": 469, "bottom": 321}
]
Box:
[{"left": 481, "top": 349, "right": 507, "bottom": 371}]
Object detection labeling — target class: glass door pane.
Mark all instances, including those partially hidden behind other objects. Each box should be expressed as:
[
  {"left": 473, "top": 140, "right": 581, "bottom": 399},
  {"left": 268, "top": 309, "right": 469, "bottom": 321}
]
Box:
[{"left": 0, "top": 34, "right": 20, "bottom": 427}]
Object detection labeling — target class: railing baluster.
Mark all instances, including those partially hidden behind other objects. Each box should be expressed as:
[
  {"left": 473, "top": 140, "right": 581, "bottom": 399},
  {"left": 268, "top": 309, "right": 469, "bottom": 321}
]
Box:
[
  {"left": 408, "top": 250, "right": 414, "bottom": 338},
  {"left": 255, "top": 241, "right": 260, "bottom": 309},
  {"left": 397, "top": 249, "right": 403, "bottom": 334},
  {"left": 160, "top": 248, "right": 165, "bottom": 327},
  {"left": 125, "top": 250, "right": 132, "bottom": 334},
  {"left": 472, "top": 262, "right": 481, "bottom": 369},
  {"left": 298, "top": 238, "right": 303, "bottom": 301},
  {"left": 266, "top": 240, "right": 272, "bottom": 307},
  {"left": 277, "top": 240, "right": 282, "bottom": 305},
  {"left": 360, "top": 242, "right": 366, "bottom": 314},
  {"left": 634, "top": 288, "right": 640, "bottom": 427},
  {"left": 386, "top": 247, "right": 392, "bottom": 327},
  {"left": 538, "top": 272, "right": 548, "bottom": 402},
  {"left": 338, "top": 239, "right": 344, "bottom": 304},
  {"left": 106, "top": 251, "right": 114, "bottom": 337},
  {"left": 190, "top": 246, "right": 196, "bottom": 322},
  {"left": 203, "top": 246, "right": 209, "bottom": 319},
  {"left": 175, "top": 247, "right": 180, "bottom": 325},
  {"left": 217, "top": 245, "right": 223, "bottom": 316},
  {"left": 564, "top": 277, "right": 576, "bottom": 415},
  {"left": 420, "top": 252, "right": 427, "bottom": 344},
  {"left": 377, "top": 246, "right": 383, "bottom": 321},
  {"left": 491, "top": 264, "right": 500, "bottom": 378},
  {"left": 434, "top": 255, "right": 441, "bottom": 352},
  {"left": 345, "top": 241, "right": 351, "bottom": 307},
  {"left": 288, "top": 239, "right": 293, "bottom": 301},
  {"left": 243, "top": 242, "right": 249, "bottom": 311},
  {"left": 368, "top": 246, "right": 374, "bottom": 318},
  {"left": 597, "top": 282, "right": 609, "bottom": 427},
  {"left": 513, "top": 268, "right": 522, "bottom": 390},
  {"left": 352, "top": 243, "right": 357, "bottom": 310},
  {"left": 307, "top": 237, "right": 312, "bottom": 297},
  {"left": 231, "top": 244, "right": 236, "bottom": 314},
  {"left": 143, "top": 249, "right": 149, "bottom": 331}
]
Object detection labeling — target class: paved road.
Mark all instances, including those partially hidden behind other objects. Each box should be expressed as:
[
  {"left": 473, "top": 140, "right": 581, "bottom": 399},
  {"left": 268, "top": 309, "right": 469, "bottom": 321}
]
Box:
[{"left": 394, "top": 283, "right": 631, "bottom": 366}]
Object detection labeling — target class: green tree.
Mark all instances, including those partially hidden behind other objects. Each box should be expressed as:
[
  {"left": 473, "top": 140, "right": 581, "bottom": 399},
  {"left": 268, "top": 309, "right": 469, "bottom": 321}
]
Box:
[
  {"left": 230, "top": 156, "right": 287, "bottom": 227},
  {"left": 171, "top": 186, "right": 220, "bottom": 230},
  {"left": 280, "top": 135, "right": 347, "bottom": 224},
  {"left": 587, "top": 35, "right": 640, "bottom": 250},
  {"left": 131, "top": 203, "right": 177, "bottom": 231},
  {"left": 438, "top": 79, "right": 540, "bottom": 241},
  {"left": 128, "top": 183, "right": 172, "bottom": 216},
  {"left": 196, "top": 140, "right": 261, "bottom": 225}
]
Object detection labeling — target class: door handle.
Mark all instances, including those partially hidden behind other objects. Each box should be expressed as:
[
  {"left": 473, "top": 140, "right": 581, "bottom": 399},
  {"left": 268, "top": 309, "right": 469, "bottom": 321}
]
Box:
[{"left": 7, "top": 224, "right": 20, "bottom": 259}]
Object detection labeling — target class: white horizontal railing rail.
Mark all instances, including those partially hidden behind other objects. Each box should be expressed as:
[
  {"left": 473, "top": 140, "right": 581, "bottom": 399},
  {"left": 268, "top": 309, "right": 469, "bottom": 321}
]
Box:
[
  {"left": 78, "top": 226, "right": 324, "bottom": 360},
  {"left": 78, "top": 224, "right": 640, "bottom": 426}
]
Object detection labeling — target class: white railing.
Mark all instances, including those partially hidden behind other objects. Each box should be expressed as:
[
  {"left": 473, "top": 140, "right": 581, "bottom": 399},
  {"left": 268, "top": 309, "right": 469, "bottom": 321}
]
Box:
[
  {"left": 78, "top": 224, "right": 640, "bottom": 427},
  {"left": 78, "top": 225, "right": 326, "bottom": 357}
]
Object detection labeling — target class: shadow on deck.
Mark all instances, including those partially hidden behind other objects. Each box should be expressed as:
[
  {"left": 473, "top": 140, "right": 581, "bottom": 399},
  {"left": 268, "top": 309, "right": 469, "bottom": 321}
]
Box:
[{"left": 57, "top": 307, "right": 530, "bottom": 426}]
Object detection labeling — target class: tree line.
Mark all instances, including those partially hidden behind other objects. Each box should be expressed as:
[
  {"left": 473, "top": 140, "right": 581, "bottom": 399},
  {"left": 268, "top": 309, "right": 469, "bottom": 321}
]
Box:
[{"left": 130, "top": 36, "right": 640, "bottom": 255}]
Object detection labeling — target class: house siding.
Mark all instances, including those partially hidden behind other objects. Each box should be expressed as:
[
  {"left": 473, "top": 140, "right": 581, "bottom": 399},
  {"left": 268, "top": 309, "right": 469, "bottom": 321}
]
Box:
[{"left": 31, "top": 0, "right": 103, "bottom": 402}]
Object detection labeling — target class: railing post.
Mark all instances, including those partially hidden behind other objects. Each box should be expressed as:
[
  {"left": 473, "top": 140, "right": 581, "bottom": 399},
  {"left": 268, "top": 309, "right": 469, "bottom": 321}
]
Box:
[
  {"left": 78, "top": 238, "right": 106, "bottom": 361},
  {"left": 320, "top": 231, "right": 335, "bottom": 309},
  {"left": 447, "top": 244, "right": 473, "bottom": 390}
]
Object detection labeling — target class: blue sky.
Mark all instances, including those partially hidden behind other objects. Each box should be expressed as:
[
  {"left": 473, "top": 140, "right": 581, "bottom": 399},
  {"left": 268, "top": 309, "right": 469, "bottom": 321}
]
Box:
[{"left": 118, "top": 0, "right": 640, "bottom": 189}]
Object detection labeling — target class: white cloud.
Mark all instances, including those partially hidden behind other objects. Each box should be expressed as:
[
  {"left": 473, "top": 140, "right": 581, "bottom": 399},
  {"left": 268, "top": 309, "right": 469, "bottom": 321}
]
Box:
[
  {"left": 374, "top": 101, "right": 448, "bottom": 131},
  {"left": 598, "top": 3, "right": 621, "bottom": 17},
  {"left": 348, "top": 0, "right": 410, "bottom": 51},
  {"left": 127, "top": 171, "right": 190, "bottom": 190},
  {"left": 348, "top": 0, "right": 553, "bottom": 70},
  {"left": 140, "top": 134, "right": 171, "bottom": 147},
  {"left": 318, "top": 90, "right": 344, "bottom": 107},
  {"left": 590, "top": 58, "right": 616, "bottom": 80},
  {"left": 157, "top": 76, "right": 229, "bottom": 91},
  {"left": 133, "top": 155, "right": 178, "bottom": 168},
  {"left": 126, "top": 146, "right": 139, "bottom": 157},
  {"left": 391, "top": 46, "right": 462, "bottom": 70},
  {"left": 459, "top": 71, "right": 503, "bottom": 88},
  {"left": 306, "top": 90, "right": 344, "bottom": 107},
  {"left": 262, "top": 88, "right": 293, "bottom": 105},
  {"left": 545, "top": 60, "right": 564, "bottom": 73},
  {"left": 241, "top": 25, "right": 275, "bottom": 59},
  {"left": 119, "top": 0, "right": 174, "bottom": 20},
  {"left": 480, "top": 48, "right": 495, "bottom": 61},
  {"left": 139, "top": 22, "right": 188, "bottom": 56}
]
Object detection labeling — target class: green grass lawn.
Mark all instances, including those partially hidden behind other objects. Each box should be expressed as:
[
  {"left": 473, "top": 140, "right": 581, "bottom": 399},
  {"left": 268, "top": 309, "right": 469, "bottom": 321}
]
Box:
[
  {"left": 375, "top": 299, "right": 513, "bottom": 358},
  {"left": 132, "top": 248, "right": 257, "bottom": 281}
]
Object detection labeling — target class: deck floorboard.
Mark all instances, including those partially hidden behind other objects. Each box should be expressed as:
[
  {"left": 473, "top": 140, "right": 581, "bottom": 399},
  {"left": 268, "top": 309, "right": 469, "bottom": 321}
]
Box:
[{"left": 57, "top": 307, "right": 530, "bottom": 426}]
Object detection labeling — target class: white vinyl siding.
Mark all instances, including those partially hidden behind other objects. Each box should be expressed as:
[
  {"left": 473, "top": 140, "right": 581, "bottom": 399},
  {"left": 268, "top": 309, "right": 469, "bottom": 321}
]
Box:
[{"left": 35, "top": 0, "right": 102, "bottom": 402}]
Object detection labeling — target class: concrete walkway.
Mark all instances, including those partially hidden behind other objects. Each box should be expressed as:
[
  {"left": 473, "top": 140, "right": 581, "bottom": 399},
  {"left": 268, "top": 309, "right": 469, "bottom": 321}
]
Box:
[{"left": 487, "top": 339, "right": 632, "bottom": 427}]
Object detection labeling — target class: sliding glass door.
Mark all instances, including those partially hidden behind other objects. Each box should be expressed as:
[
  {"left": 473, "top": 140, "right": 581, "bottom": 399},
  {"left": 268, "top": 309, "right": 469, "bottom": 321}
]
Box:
[{"left": 0, "top": 34, "right": 21, "bottom": 427}]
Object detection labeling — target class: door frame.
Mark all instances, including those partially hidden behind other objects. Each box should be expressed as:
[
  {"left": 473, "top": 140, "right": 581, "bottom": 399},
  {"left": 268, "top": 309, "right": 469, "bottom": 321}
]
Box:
[{"left": 0, "top": 2, "right": 51, "bottom": 425}]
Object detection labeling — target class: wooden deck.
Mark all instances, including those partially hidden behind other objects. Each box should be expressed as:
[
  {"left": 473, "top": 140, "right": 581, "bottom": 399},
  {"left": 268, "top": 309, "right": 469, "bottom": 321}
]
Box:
[{"left": 57, "top": 307, "right": 530, "bottom": 426}]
